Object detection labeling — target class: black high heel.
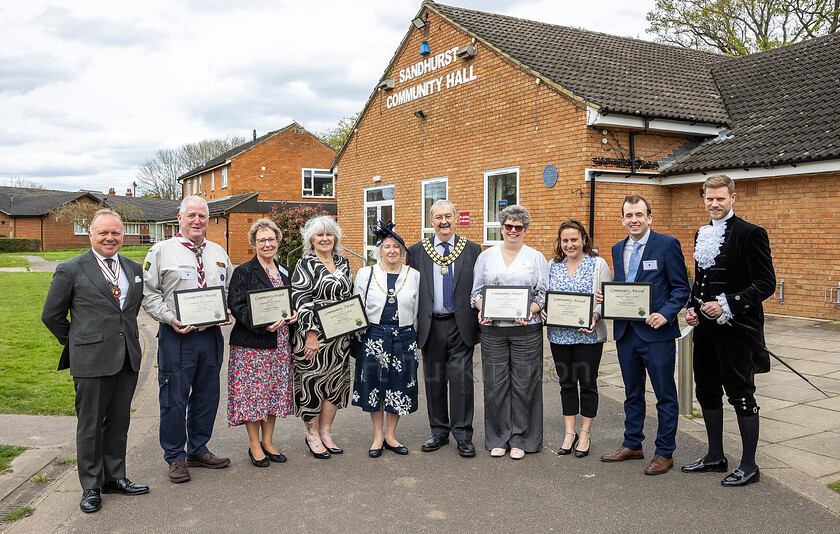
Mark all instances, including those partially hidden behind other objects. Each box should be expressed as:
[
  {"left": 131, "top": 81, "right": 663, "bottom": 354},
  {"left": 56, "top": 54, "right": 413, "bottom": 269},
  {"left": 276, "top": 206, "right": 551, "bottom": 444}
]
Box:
[
  {"left": 557, "top": 432, "right": 579, "bottom": 456},
  {"left": 260, "top": 441, "right": 287, "bottom": 463},
  {"left": 575, "top": 430, "right": 591, "bottom": 458},
  {"left": 305, "top": 438, "right": 331, "bottom": 459},
  {"left": 248, "top": 447, "right": 269, "bottom": 467}
]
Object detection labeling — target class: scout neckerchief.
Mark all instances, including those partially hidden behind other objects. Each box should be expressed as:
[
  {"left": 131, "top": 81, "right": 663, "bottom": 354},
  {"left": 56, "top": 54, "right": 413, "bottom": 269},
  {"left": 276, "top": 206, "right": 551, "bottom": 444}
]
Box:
[
  {"left": 95, "top": 255, "right": 122, "bottom": 299},
  {"left": 422, "top": 236, "right": 466, "bottom": 276},
  {"left": 176, "top": 232, "right": 207, "bottom": 287}
]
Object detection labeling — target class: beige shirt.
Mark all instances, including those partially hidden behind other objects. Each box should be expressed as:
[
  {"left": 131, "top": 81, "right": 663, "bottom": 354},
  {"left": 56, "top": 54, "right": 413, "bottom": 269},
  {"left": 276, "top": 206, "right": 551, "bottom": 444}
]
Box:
[{"left": 141, "top": 237, "right": 233, "bottom": 325}]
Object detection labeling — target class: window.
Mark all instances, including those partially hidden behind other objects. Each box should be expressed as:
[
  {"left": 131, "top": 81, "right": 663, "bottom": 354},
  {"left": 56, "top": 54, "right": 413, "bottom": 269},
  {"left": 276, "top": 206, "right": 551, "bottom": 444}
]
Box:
[
  {"left": 198, "top": 175, "right": 202, "bottom": 194},
  {"left": 483, "top": 167, "right": 519, "bottom": 243},
  {"left": 74, "top": 219, "right": 87, "bottom": 235},
  {"left": 302, "top": 168, "right": 334, "bottom": 198},
  {"left": 364, "top": 185, "right": 394, "bottom": 264},
  {"left": 124, "top": 223, "right": 140, "bottom": 235},
  {"left": 221, "top": 168, "right": 228, "bottom": 188},
  {"left": 211, "top": 171, "right": 215, "bottom": 191},
  {"left": 421, "top": 177, "right": 448, "bottom": 240}
]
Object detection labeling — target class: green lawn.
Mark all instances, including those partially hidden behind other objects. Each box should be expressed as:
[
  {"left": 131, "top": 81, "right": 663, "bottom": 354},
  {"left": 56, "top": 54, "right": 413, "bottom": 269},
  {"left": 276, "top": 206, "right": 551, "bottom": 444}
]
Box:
[
  {"left": 0, "top": 255, "right": 30, "bottom": 269},
  {"left": 0, "top": 272, "right": 75, "bottom": 415},
  {"left": 10, "top": 246, "right": 151, "bottom": 263},
  {"left": 0, "top": 444, "right": 26, "bottom": 473}
]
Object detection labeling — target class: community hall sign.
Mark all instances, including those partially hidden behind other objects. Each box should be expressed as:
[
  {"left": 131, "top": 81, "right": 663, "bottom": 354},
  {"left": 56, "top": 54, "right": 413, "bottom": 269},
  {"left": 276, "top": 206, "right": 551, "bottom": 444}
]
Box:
[{"left": 386, "top": 45, "right": 478, "bottom": 109}]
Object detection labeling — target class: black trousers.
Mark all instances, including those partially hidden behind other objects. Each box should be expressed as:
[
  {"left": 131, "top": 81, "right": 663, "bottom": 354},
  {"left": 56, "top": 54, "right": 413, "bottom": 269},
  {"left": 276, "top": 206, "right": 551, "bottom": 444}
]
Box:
[
  {"left": 549, "top": 342, "right": 603, "bottom": 418},
  {"left": 421, "top": 316, "right": 474, "bottom": 441},
  {"left": 73, "top": 355, "right": 138, "bottom": 490},
  {"left": 693, "top": 317, "right": 759, "bottom": 417}
]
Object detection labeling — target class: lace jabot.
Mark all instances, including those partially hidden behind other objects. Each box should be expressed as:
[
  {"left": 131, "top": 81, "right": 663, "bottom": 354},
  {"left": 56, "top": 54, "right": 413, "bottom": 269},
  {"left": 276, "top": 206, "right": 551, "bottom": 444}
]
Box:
[{"left": 693, "top": 221, "right": 726, "bottom": 270}]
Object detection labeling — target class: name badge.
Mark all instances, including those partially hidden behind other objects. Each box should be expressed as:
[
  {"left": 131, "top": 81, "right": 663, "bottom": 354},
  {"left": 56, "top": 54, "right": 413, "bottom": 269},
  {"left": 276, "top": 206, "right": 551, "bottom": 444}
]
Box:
[
  {"left": 181, "top": 269, "right": 196, "bottom": 280},
  {"left": 643, "top": 260, "right": 658, "bottom": 271}
]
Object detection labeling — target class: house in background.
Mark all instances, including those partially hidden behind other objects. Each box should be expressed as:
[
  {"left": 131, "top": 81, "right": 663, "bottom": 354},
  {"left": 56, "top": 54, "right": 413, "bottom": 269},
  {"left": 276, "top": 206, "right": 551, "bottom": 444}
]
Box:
[
  {"left": 0, "top": 185, "right": 180, "bottom": 249},
  {"left": 177, "top": 122, "right": 338, "bottom": 263}
]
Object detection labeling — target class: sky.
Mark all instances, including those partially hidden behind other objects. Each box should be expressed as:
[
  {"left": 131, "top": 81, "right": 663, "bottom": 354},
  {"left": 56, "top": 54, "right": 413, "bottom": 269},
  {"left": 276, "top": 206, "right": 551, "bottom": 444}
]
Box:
[{"left": 0, "top": 0, "right": 658, "bottom": 194}]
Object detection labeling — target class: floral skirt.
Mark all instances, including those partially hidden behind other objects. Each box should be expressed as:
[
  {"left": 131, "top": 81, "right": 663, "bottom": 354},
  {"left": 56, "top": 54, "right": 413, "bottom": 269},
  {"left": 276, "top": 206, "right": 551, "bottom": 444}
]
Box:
[
  {"left": 227, "top": 332, "right": 293, "bottom": 426},
  {"left": 352, "top": 324, "right": 419, "bottom": 415}
]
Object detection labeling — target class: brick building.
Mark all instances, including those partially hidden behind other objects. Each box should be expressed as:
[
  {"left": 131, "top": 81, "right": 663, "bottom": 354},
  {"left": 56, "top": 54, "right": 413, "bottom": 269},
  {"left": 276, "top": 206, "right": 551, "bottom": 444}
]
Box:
[
  {"left": 178, "top": 122, "right": 337, "bottom": 263},
  {"left": 333, "top": 1, "right": 840, "bottom": 319},
  {"left": 0, "top": 186, "right": 179, "bottom": 248}
]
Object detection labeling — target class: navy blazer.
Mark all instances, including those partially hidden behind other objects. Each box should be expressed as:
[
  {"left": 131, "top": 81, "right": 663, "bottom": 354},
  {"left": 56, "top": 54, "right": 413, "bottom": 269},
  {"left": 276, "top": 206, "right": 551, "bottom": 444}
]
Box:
[
  {"left": 228, "top": 255, "right": 294, "bottom": 350},
  {"left": 611, "top": 230, "right": 690, "bottom": 343}
]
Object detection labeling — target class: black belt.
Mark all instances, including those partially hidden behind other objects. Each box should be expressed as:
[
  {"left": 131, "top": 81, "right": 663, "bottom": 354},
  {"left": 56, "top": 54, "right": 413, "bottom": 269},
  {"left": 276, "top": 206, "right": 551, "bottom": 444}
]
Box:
[{"left": 432, "top": 313, "right": 455, "bottom": 320}]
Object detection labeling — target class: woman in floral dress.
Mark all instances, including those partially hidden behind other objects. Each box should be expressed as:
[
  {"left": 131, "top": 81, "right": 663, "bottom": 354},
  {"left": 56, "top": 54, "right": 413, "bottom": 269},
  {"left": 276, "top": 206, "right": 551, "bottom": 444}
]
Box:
[
  {"left": 352, "top": 221, "right": 420, "bottom": 458},
  {"left": 227, "top": 219, "right": 297, "bottom": 467}
]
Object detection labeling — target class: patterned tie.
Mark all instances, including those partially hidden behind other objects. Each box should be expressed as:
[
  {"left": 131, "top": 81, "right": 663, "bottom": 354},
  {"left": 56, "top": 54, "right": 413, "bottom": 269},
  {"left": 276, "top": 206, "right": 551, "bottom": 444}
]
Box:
[
  {"left": 440, "top": 241, "right": 454, "bottom": 311},
  {"left": 627, "top": 241, "right": 642, "bottom": 282},
  {"left": 179, "top": 239, "right": 206, "bottom": 287},
  {"left": 105, "top": 258, "right": 116, "bottom": 274}
]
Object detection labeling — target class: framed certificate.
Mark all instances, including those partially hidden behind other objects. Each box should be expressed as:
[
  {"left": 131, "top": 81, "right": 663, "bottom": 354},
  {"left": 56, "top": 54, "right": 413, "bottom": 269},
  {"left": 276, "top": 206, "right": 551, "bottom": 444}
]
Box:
[
  {"left": 314, "top": 295, "right": 369, "bottom": 341},
  {"left": 174, "top": 286, "right": 227, "bottom": 327},
  {"left": 544, "top": 291, "right": 594, "bottom": 328},
  {"left": 481, "top": 286, "right": 532, "bottom": 321},
  {"left": 247, "top": 287, "right": 292, "bottom": 328},
  {"left": 602, "top": 282, "right": 653, "bottom": 321}
]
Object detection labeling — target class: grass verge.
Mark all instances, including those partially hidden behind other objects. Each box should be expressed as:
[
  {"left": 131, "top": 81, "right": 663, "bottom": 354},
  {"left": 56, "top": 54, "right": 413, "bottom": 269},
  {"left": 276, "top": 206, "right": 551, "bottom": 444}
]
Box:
[
  {"left": 2, "top": 506, "right": 34, "bottom": 522},
  {"left": 11, "top": 245, "right": 151, "bottom": 263},
  {"left": 0, "top": 444, "right": 26, "bottom": 472},
  {"left": 0, "top": 272, "right": 75, "bottom": 415},
  {"left": 0, "top": 255, "right": 30, "bottom": 269}
]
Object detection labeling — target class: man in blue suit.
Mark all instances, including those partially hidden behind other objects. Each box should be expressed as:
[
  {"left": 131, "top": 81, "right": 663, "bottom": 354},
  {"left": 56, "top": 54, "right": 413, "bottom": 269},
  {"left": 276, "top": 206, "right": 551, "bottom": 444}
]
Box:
[{"left": 601, "top": 195, "right": 690, "bottom": 475}]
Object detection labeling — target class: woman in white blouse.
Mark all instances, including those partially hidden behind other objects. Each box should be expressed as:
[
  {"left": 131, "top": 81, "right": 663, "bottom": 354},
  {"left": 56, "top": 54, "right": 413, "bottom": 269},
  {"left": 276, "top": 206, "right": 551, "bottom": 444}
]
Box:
[
  {"left": 471, "top": 205, "right": 549, "bottom": 459},
  {"left": 353, "top": 221, "right": 420, "bottom": 458}
]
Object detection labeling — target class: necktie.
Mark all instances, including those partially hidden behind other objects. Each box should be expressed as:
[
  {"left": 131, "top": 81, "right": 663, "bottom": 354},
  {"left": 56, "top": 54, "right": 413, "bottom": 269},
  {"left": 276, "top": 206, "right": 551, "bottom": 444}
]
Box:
[
  {"left": 105, "top": 258, "right": 116, "bottom": 274},
  {"left": 179, "top": 239, "right": 206, "bottom": 287},
  {"left": 627, "top": 241, "right": 642, "bottom": 282},
  {"left": 440, "top": 241, "right": 454, "bottom": 311}
]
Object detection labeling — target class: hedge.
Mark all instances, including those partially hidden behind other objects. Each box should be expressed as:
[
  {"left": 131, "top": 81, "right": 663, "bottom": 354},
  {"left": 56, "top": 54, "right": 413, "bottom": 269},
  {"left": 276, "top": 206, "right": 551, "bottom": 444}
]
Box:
[{"left": 0, "top": 238, "right": 42, "bottom": 252}]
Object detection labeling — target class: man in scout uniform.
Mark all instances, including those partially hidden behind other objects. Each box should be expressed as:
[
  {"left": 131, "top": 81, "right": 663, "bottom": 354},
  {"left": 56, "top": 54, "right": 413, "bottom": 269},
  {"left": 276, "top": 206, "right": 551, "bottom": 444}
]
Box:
[
  {"left": 142, "top": 195, "right": 233, "bottom": 483},
  {"left": 405, "top": 200, "right": 482, "bottom": 457},
  {"left": 42, "top": 209, "right": 148, "bottom": 513}
]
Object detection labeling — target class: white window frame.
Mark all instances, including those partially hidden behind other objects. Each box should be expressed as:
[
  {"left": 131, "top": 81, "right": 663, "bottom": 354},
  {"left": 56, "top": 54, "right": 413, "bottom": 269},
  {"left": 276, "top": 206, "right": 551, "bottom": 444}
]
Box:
[
  {"left": 483, "top": 166, "right": 520, "bottom": 245},
  {"left": 74, "top": 219, "right": 87, "bottom": 235},
  {"left": 198, "top": 175, "right": 202, "bottom": 195},
  {"left": 302, "top": 168, "right": 335, "bottom": 198},
  {"left": 221, "top": 168, "right": 228, "bottom": 188},
  {"left": 211, "top": 171, "right": 215, "bottom": 191},
  {"left": 363, "top": 184, "right": 395, "bottom": 265},
  {"left": 124, "top": 223, "right": 140, "bottom": 236},
  {"left": 421, "top": 177, "right": 448, "bottom": 240}
]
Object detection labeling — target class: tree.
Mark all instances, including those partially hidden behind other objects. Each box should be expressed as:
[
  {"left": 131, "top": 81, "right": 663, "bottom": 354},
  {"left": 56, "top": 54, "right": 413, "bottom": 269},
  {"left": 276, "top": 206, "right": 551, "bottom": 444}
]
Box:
[
  {"left": 318, "top": 113, "right": 360, "bottom": 151},
  {"left": 646, "top": 0, "right": 840, "bottom": 55},
  {"left": 135, "top": 135, "right": 247, "bottom": 200},
  {"left": 6, "top": 177, "right": 45, "bottom": 189},
  {"left": 50, "top": 200, "right": 144, "bottom": 232},
  {"left": 268, "top": 202, "right": 330, "bottom": 269}
]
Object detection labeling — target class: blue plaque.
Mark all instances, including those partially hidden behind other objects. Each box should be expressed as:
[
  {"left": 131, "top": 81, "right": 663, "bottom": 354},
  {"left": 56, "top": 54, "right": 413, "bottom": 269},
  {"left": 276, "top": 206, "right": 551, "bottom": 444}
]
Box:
[{"left": 542, "top": 165, "right": 557, "bottom": 187}]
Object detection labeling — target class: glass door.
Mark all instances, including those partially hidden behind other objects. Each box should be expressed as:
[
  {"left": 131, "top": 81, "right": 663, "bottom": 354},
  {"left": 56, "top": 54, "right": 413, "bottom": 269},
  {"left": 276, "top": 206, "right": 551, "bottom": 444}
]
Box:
[{"left": 364, "top": 185, "right": 394, "bottom": 265}]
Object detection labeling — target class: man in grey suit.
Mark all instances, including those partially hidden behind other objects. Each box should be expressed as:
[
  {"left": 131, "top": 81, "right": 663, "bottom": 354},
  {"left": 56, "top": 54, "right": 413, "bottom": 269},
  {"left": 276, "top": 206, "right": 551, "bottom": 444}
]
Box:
[
  {"left": 42, "top": 209, "right": 149, "bottom": 513},
  {"left": 406, "top": 200, "right": 481, "bottom": 457}
]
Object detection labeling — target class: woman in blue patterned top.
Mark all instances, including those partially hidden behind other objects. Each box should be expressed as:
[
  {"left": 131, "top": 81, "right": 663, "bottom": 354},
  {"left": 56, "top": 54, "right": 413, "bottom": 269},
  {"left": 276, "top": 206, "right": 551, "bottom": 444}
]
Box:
[{"left": 542, "top": 219, "right": 611, "bottom": 458}]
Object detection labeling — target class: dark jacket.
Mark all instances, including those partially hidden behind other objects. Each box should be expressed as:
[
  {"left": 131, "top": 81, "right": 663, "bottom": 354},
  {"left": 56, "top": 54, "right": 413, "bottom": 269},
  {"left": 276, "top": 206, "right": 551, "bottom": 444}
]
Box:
[{"left": 228, "top": 255, "right": 294, "bottom": 350}]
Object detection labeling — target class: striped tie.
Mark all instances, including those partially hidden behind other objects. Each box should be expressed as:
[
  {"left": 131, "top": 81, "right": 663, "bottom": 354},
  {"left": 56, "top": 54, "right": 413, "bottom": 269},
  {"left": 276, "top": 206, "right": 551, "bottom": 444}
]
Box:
[{"left": 179, "top": 239, "right": 206, "bottom": 287}]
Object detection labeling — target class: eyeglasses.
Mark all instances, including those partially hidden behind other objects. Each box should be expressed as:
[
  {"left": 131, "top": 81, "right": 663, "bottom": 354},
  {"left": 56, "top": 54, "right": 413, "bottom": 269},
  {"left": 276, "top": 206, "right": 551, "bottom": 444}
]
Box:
[
  {"left": 503, "top": 223, "right": 525, "bottom": 232},
  {"left": 432, "top": 214, "right": 455, "bottom": 221},
  {"left": 256, "top": 238, "right": 277, "bottom": 246}
]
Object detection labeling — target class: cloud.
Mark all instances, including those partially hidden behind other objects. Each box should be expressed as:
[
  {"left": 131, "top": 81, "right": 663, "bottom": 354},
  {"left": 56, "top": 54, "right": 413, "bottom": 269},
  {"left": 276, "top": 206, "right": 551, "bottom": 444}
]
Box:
[
  {"left": 0, "top": 55, "right": 76, "bottom": 95},
  {"left": 33, "top": 6, "right": 165, "bottom": 48}
]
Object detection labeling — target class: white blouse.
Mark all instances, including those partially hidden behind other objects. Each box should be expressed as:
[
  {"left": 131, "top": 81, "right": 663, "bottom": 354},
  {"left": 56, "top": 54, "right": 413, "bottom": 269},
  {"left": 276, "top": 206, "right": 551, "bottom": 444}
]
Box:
[
  {"left": 470, "top": 244, "right": 549, "bottom": 326},
  {"left": 353, "top": 264, "right": 420, "bottom": 328}
]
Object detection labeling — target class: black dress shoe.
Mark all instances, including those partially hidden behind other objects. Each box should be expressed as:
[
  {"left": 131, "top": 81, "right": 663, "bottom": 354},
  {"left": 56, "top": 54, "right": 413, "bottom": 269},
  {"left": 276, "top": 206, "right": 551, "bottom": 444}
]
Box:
[
  {"left": 101, "top": 478, "right": 149, "bottom": 496},
  {"left": 260, "top": 442, "right": 287, "bottom": 463},
  {"left": 384, "top": 441, "right": 409, "bottom": 455},
  {"left": 80, "top": 488, "right": 101, "bottom": 513},
  {"left": 557, "top": 433, "right": 579, "bottom": 456},
  {"left": 721, "top": 468, "right": 760, "bottom": 487},
  {"left": 421, "top": 435, "right": 449, "bottom": 452},
  {"left": 248, "top": 447, "right": 270, "bottom": 467},
  {"left": 369, "top": 447, "right": 383, "bottom": 458},
  {"left": 457, "top": 440, "right": 476, "bottom": 457},
  {"left": 325, "top": 446, "right": 344, "bottom": 455},
  {"left": 305, "top": 438, "right": 331, "bottom": 459},
  {"left": 681, "top": 456, "right": 728, "bottom": 473}
]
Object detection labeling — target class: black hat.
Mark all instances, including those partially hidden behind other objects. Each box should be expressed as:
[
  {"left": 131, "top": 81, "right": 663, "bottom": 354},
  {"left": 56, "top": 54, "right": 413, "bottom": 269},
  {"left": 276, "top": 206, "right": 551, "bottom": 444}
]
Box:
[{"left": 372, "top": 220, "right": 405, "bottom": 249}]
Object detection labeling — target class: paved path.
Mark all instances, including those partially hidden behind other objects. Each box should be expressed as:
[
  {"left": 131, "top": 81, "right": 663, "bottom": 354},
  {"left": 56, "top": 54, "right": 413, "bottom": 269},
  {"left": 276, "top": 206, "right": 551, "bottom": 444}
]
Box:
[
  {"left": 0, "top": 255, "right": 60, "bottom": 273},
  {"left": 1, "top": 313, "right": 839, "bottom": 532}
]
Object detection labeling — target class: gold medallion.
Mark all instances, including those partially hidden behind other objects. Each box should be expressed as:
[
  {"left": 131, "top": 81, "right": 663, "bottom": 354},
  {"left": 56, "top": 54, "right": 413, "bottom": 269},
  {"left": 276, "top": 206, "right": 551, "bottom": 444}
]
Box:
[
  {"left": 112, "top": 286, "right": 122, "bottom": 298},
  {"left": 440, "top": 265, "right": 449, "bottom": 275}
]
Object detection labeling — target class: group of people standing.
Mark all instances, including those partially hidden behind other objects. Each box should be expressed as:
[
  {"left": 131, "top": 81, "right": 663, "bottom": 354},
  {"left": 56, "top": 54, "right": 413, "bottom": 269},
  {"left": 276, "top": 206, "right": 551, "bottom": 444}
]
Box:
[{"left": 41, "top": 173, "right": 775, "bottom": 514}]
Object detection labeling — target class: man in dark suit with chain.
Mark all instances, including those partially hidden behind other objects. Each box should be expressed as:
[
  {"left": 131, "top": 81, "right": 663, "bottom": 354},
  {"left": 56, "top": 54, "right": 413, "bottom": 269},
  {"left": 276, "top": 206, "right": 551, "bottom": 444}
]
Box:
[
  {"left": 406, "top": 200, "right": 481, "bottom": 457},
  {"left": 42, "top": 209, "right": 149, "bottom": 513},
  {"left": 683, "top": 174, "right": 775, "bottom": 486}
]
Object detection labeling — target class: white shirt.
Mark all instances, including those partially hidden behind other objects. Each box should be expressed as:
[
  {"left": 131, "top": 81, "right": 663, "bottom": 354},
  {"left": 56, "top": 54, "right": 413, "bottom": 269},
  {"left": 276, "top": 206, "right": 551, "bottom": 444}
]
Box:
[
  {"left": 432, "top": 235, "right": 457, "bottom": 314},
  {"left": 91, "top": 249, "right": 130, "bottom": 310},
  {"left": 623, "top": 229, "right": 650, "bottom": 279},
  {"left": 470, "top": 244, "right": 549, "bottom": 326}
]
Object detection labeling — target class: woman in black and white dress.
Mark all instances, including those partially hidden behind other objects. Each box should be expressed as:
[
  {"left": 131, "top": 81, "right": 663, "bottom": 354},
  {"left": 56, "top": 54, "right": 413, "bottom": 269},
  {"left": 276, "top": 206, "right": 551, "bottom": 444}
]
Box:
[{"left": 291, "top": 216, "right": 354, "bottom": 459}]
